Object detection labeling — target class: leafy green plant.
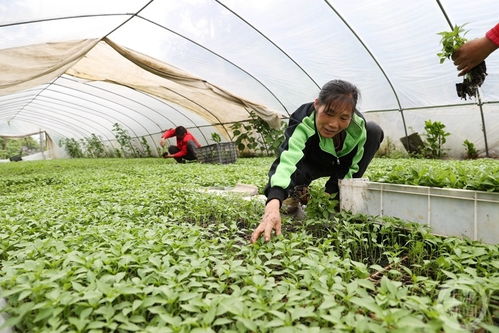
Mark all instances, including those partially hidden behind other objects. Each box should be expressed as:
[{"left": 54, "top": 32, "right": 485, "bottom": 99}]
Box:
[
  {"left": 463, "top": 139, "right": 478, "bottom": 159},
  {"left": 421, "top": 120, "right": 450, "bottom": 159},
  {"left": 112, "top": 123, "right": 138, "bottom": 157},
  {"left": 437, "top": 24, "right": 468, "bottom": 64},
  {"left": 230, "top": 111, "right": 285, "bottom": 157},
  {"left": 140, "top": 136, "right": 152, "bottom": 157},
  {"left": 0, "top": 157, "right": 498, "bottom": 331},
  {"left": 230, "top": 120, "right": 259, "bottom": 156},
  {"left": 365, "top": 158, "right": 499, "bottom": 192},
  {"left": 59, "top": 138, "right": 84, "bottom": 158},
  {"left": 305, "top": 187, "right": 339, "bottom": 219},
  {"left": 82, "top": 133, "right": 106, "bottom": 158},
  {"left": 211, "top": 132, "right": 222, "bottom": 144}
]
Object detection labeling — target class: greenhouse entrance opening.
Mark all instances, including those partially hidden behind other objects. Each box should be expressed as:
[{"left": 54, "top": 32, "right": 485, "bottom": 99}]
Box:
[{"left": 0, "top": 131, "right": 53, "bottom": 162}]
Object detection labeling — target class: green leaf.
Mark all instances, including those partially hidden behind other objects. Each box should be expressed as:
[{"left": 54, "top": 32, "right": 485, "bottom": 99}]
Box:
[
  {"left": 319, "top": 297, "right": 336, "bottom": 310},
  {"left": 132, "top": 299, "right": 142, "bottom": 311},
  {"left": 119, "top": 286, "right": 141, "bottom": 295},
  {"left": 87, "top": 321, "right": 106, "bottom": 329},
  {"left": 269, "top": 310, "right": 287, "bottom": 320},
  {"left": 396, "top": 315, "right": 427, "bottom": 328},
  {"left": 235, "top": 316, "right": 257, "bottom": 331},
  {"left": 212, "top": 317, "right": 232, "bottom": 326},
  {"left": 219, "top": 297, "right": 244, "bottom": 316},
  {"left": 120, "top": 322, "right": 142, "bottom": 331},
  {"left": 17, "top": 290, "right": 31, "bottom": 302},
  {"left": 350, "top": 296, "right": 382, "bottom": 316},
  {"left": 34, "top": 307, "right": 55, "bottom": 322},
  {"left": 68, "top": 317, "right": 87, "bottom": 332},
  {"left": 202, "top": 305, "right": 216, "bottom": 325},
  {"left": 263, "top": 318, "right": 285, "bottom": 328}
]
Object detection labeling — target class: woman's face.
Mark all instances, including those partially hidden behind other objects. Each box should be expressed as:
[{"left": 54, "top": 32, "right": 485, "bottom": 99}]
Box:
[{"left": 314, "top": 98, "right": 353, "bottom": 138}]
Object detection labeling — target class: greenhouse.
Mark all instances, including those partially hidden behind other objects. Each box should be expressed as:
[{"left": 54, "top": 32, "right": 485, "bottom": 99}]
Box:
[{"left": 0, "top": 1, "right": 498, "bottom": 332}]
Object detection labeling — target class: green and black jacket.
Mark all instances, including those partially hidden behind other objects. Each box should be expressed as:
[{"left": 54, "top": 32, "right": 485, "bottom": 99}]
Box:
[{"left": 265, "top": 102, "right": 368, "bottom": 204}]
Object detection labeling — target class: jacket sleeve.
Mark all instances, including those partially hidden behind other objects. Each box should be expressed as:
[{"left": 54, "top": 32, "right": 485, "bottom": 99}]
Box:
[
  {"left": 486, "top": 23, "right": 499, "bottom": 46},
  {"left": 161, "top": 128, "right": 176, "bottom": 139},
  {"left": 345, "top": 115, "right": 367, "bottom": 179},
  {"left": 265, "top": 104, "right": 313, "bottom": 204}
]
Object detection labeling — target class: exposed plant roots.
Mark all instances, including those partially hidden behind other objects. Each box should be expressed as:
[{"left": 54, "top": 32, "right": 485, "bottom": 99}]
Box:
[{"left": 456, "top": 61, "right": 487, "bottom": 100}]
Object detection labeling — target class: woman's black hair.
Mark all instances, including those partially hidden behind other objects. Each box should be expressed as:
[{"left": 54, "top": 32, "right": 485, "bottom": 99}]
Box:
[
  {"left": 175, "top": 126, "right": 187, "bottom": 138},
  {"left": 318, "top": 79, "right": 360, "bottom": 114}
]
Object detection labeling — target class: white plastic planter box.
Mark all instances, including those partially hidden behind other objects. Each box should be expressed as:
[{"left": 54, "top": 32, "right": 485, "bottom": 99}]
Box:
[{"left": 340, "top": 179, "right": 499, "bottom": 244}]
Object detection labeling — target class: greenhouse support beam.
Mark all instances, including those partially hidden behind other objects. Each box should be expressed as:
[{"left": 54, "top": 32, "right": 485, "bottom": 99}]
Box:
[
  {"left": 60, "top": 76, "right": 211, "bottom": 144},
  {"left": 52, "top": 81, "right": 161, "bottom": 153},
  {"left": 6, "top": 76, "right": 59, "bottom": 124},
  {"left": 0, "top": 115, "right": 68, "bottom": 141},
  {"left": 0, "top": 13, "right": 133, "bottom": 28},
  {"left": 364, "top": 102, "right": 478, "bottom": 113},
  {"left": 322, "top": 1, "right": 409, "bottom": 151},
  {"left": 136, "top": 15, "right": 290, "bottom": 116},
  {"left": 399, "top": 110, "right": 410, "bottom": 151},
  {"left": 476, "top": 90, "right": 489, "bottom": 158},
  {"left": 1, "top": 112, "right": 88, "bottom": 138},
  {"left": 160, "top": 87, "right": 233, "bottom": 140},
  {"left": 436, "top": 0, "right": 454, "bottom": 30},
  {"left": 20, "top": 102, "right": 117, "bottom": 146},
  {"left": 102, "top": 1, "right": 154, "bottom": 39},
  {"left": 214, "top": 0, "right": 321, "bottom": 89},
  {"left": 58, "top": 77, "right": 167, "bottom": 132},
  {"left": 43, "top": 87, "right": 149, "bottom": 144}
]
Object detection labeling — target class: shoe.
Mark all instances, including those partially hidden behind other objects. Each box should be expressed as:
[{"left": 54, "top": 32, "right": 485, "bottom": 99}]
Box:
[
  {"left": 282, "top": 197, "right": 306, "bottom": 220},
  {"left": 291, "top": 204, "right": 306, "bottom": 220}
]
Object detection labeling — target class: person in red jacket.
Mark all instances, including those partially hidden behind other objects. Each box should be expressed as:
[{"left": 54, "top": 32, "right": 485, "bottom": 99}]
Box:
[
  {"left": 452, "top": 23, "right": 499, "bottom": 76},
  {"left": 160, "top": 126, "right": 201, "bottom": 163}
]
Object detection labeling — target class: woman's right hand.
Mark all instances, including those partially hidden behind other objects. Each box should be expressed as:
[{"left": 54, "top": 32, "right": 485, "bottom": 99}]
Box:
[{"left": 250, "top": 199, "right": 281, "bottom": 243}]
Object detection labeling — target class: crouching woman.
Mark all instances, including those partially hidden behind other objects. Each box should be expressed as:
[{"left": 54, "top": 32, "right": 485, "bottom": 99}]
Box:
[{"left": 251, "top": 79, "right": 384, "bottom": 243}]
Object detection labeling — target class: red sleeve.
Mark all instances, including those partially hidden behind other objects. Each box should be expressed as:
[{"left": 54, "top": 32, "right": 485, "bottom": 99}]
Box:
[
  {"left": 161, "top": 128, "right": 175, "bottom": 139},
  {"left": 485, "top": 23, "right": 499, "bottom": 46}
]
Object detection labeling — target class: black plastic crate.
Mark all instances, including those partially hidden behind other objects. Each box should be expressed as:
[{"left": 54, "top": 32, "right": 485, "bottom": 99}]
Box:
[{"left": 195, "top": 142, "right": 237, "bottom": 164}]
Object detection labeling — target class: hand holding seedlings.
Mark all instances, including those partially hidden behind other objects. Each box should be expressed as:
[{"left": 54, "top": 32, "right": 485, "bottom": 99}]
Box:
[
  {"left": 452, "top": 35, "right": 498, "bottom": 76},
  {"left": 250, "top": 199, "right": 281, "bottom": 243},
  {"left": 437, "top": 24, "right": 499, "bottom": 100}
]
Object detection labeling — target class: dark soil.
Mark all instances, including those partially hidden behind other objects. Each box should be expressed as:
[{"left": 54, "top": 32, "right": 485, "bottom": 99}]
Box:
[{"left": 456, "top": 61, "right": 487, "bottom": 100}]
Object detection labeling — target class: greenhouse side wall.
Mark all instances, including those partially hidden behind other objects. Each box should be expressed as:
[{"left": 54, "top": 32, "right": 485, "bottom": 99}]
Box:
[{"left": 340, "top": 179, "right": 499, "bottom": 244}]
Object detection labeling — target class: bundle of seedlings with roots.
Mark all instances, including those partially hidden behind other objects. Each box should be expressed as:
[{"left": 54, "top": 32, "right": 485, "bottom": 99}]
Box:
[
  {"left": 437, "top": 24, "right": 488, "bottom": 100},
  {"left": 456, "top": 61, "right": 487, "bottom": 100}
]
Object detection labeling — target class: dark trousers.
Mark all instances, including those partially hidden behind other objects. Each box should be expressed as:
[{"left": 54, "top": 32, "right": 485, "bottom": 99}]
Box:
[
  {"left": 168, "top": 140, "right": 198, "bottom": 163},
  {"left": 289, "top": 121, "right": 384, "bottom": 198}
]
